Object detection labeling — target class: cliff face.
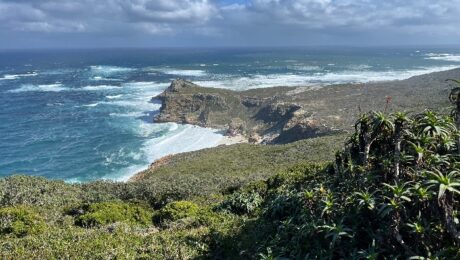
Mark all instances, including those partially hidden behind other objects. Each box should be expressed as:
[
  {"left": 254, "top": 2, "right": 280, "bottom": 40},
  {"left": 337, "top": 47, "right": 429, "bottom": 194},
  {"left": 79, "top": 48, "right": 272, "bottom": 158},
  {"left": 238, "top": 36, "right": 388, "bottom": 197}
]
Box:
[
  {"left": 154, "top": 79, "right": 338, "bottom": 144},
  {"left": 155, "top": 80, "right": 230, "bottom": 126}
]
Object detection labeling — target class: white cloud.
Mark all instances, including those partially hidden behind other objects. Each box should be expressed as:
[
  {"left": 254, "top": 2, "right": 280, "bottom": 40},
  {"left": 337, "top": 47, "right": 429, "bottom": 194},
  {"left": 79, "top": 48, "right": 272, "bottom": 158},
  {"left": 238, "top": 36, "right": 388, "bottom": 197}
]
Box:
[
  {"left": 0, "top": 0, "right": 218, "bottom": 34},
  {"left": 0, "top": 0, "right": 459, "bottom": 46},
  {"left": 119, "top": 0, "right": 217, "bottom": 23},
  {"left": 240, "top": 0, "right": 460, "bottom": 29}
]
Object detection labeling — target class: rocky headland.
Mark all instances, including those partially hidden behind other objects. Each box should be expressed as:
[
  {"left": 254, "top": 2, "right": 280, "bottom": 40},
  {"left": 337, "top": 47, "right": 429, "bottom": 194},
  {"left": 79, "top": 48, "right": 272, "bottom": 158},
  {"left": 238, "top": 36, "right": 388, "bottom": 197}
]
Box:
[{"left": 153, "top": 68, "right": 460, "bottom": 144}]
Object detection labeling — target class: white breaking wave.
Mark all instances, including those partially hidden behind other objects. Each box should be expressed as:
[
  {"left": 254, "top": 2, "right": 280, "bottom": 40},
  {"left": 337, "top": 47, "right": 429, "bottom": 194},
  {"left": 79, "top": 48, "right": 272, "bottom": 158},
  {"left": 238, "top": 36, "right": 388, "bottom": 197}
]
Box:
[
  {"left": 346, "top": 64, "right": 373, "bottom": 70},
  {"left": 109, "top": 112, "right": 146, "bottom": 118},
  {"left": 80, "top": 85, "right": 122, "bottom": 91},
  {"left": 194, "top": 65, "right": 459, "bottom": 90},
  {"left": 82, "top": 102, "right": 101, "bottom": 107},
  {"left": 8, "top": 83, "right": 65, "bottom": 93},
  {"left": 89, "top": 65, "right": 135, "bottom": 75},
  {"left": 112, "top": 123, "right": 224, "bottom": 181},
  {"left": 150, "top": 68, "right": 207, "bottom": 77},
  {"left": 109, "top": 98, "right": 162, "bottom": 111},
  {"left": 425, "top": 53, "right": 460, "bottom": 62},
  {"left": 91, "top": 76, "right": 122, "bottom": 81},
  {"left": 123, "top": 81, "right": 169, "bottom": 90},
  {"left": 106, "top": 94, "right": 123, "bottom": 99},
  {"left": 42, "top": 69, "right": 74, "bottom": 75},
  {"left": 287, "top": 65, "right": 322, "bottom": 71},
  {"left": 0, "top": 72, "right": 38, "bottom": 80}
]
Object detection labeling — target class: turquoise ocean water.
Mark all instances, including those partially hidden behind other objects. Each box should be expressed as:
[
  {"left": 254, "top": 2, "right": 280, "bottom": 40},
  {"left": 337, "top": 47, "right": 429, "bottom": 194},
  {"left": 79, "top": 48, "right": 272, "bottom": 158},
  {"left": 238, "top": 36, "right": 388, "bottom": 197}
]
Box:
[{"left": 1, "top": 47, "right": 459, "bottom": 182}]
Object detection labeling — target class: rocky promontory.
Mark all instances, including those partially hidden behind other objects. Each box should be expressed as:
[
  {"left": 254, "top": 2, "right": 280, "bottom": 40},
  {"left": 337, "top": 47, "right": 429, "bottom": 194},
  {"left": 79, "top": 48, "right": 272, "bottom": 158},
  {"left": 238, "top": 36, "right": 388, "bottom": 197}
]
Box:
[
  {"left": 154, "top": 68, "right": 460, "bottom": 144},
  {"left": 154, "top": 79, "right": 339, "bottom": 144}
]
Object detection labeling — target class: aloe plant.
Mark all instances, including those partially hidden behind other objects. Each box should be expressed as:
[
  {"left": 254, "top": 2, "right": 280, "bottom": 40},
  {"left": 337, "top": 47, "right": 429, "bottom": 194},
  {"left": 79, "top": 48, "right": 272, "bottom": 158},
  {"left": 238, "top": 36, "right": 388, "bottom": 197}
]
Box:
[
  {"left": 425, "top": 168, "right": 460, "bottom": 243},
  {"left": 393, "top": 112, "right": 410, "bottom": 180}
]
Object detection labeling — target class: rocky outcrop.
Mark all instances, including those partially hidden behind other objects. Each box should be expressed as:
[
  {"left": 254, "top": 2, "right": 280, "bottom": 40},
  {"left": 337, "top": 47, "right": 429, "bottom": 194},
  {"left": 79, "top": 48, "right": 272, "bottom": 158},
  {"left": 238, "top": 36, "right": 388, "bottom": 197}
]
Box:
[
  {"left": 273, "top": 110, "right": 337, "bottom": 144},
  {"left": 155, "top": 79, "right": 231, "bottom": 127},
  {"left": 153, "top": 79, "right": 338, "bottom": 144}
]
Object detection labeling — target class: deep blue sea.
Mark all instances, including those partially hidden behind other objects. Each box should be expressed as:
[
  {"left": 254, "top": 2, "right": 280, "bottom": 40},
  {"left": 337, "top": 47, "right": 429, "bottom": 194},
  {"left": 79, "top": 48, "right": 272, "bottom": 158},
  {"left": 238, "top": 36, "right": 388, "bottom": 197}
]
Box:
[{"left": 1, "top": 47, "right": 460, "bottom": 182}]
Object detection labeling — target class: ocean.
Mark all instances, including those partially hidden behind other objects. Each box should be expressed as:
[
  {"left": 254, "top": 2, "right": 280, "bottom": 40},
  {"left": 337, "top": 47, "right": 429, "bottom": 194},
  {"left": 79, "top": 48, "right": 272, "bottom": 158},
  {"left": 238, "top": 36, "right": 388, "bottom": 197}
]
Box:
[{"left": 1, "top": 47, "right": 459, "bottom": 182}]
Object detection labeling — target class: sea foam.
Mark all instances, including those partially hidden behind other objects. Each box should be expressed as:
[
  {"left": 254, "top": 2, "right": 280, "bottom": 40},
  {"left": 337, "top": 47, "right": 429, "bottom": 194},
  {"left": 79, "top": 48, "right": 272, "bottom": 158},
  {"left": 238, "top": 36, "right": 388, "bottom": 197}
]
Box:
[
  {"left": 89, "top": 66, "right": 135, "bottom": 77},
  {"left": 7, "top": 83, "right": 65, "bottom": 93},
  {"left": 194, "top": 65, "right": 459, "bottom": 90},
  {"left": 425, "top": 53, "right": 460, "bottom": 62},
  {"left": 112, "top": 123, "right": 224, "bottom": 181},
  {"left": 0, "top": 72, "right": 38, "bottom": 80},
  {"left": 150, "top": 68, "right": 207, "bottom": 77},
  {"left": 80, "top": 85, "right": 122, "bottom": 91},
  {"left": 106, "top": 94, "right": 123, "bottom": 99}
]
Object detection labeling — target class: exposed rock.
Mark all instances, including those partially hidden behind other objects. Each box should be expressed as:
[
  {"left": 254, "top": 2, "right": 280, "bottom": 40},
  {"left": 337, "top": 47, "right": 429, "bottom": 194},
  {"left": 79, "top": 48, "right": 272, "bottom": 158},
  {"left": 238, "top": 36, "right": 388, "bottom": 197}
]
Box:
[
  {"left": 165, "top": 79, "right": 198, "bottom": 93},
  {"left": 154, "top": 79, "right": 231, "bottom": 127},
  {"left": 255, "top": 102, "right": 302, "bottom": 123},
  {"left": 248, "top": 133, "right": 262, "bottom": 144},
  {"left": 241, "top": 97, "right": 264, "bottom": 107},
  {"left": 227, "top": 118, "right": 246, "bottom": 136}
]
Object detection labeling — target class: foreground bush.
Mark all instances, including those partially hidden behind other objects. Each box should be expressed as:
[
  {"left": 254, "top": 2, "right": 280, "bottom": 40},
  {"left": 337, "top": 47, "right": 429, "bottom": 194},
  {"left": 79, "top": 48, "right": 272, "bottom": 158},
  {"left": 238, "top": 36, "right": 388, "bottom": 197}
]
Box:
[
  {"left": 212, "top": 109, "right": 460, "bottom": 258},
  {"left": 75, "top": 201, "right": 153, "bottom": 227},
  {"left": 155, "top": 201, "right": 200, "bottom": 223},
  {"left": 0, "top": 206, "right": 45, "bottom": 237}
]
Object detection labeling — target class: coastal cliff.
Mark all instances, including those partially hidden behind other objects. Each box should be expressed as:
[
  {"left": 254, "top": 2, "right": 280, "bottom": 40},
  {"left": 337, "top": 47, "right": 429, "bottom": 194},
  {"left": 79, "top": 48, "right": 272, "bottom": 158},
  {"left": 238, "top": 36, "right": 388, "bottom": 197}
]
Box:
[
  {"left": 154, "top": 79, "right": 339, "bottom": 144},
  {"left": 153, "top": 67, "right": 460, "bottom": 144}
]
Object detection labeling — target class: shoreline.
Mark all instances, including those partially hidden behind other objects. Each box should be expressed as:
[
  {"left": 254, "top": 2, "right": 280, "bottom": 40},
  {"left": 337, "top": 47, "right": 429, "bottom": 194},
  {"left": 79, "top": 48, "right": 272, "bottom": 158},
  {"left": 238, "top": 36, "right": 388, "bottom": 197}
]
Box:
[
  {"left": 128, "top": 66, "right": 460, "bottom": 182},
  {"left": 128, "top": 132, "right": 248, "bottom": 182}
]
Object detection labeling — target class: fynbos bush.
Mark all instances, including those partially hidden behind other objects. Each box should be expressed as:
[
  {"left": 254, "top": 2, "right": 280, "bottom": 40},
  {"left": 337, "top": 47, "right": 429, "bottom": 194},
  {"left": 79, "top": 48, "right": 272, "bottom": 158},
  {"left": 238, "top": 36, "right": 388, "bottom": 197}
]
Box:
[{"left": 0, "top": 206, "right": 45, "bottom": 237}]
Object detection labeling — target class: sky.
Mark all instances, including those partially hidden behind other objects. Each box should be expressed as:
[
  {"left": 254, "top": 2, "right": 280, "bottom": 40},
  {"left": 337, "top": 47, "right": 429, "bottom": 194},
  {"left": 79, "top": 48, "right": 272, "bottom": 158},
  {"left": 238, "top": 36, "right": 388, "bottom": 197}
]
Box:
[{"left": 1, "top": 0, "right": 460, "bottom": 49}]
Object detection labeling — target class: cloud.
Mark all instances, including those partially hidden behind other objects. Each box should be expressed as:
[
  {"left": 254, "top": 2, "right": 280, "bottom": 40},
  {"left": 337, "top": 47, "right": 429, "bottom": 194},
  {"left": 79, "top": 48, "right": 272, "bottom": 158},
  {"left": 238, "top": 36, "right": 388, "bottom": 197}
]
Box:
[
  {"left": 0, "top": 0, "right": 459, "bottom": 47},
  {"left": 0, "top": 0, "right": 218, "bottom": 34},
  {"left": 120, "top": 0, "right": 218, "bottom": 23},
  {"left": 232, "top": 0, "right": 460, "bottom": 29}
]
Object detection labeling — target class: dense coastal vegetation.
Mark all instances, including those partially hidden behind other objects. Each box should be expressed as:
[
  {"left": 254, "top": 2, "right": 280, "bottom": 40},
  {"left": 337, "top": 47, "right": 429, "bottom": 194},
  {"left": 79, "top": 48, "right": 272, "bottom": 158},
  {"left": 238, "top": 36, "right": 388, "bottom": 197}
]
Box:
[{"left": 1, "top": 73, "right": 460, "bottom": 258}]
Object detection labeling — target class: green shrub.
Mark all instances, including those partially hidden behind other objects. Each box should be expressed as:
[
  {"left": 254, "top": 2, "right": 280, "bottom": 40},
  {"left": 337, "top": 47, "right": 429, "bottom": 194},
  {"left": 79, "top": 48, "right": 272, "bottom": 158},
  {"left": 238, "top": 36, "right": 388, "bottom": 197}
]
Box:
[
  {"left": 155, "top": 201, "right": 200, "bottom": 223},
  {"left": 219, "top": 192, "right": 263, "bottom": 215},
  {"left": 0, "top": 175, "right": 84, "bottom": 207},
  {"left": 0, "top": 206, "right": 45, "bottom": 237},
  {"left": 75, "top": 201, "right": 153, "bottom": 227}
]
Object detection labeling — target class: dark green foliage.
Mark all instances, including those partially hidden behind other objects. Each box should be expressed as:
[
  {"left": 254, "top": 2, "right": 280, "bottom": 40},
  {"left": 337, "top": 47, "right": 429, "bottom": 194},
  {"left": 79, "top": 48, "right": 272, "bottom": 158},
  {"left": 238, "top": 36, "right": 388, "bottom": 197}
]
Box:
[
  {"left": 213, "top": 108, "right": 460, "bottom": 259},
  {"left": 155, "top": 201, "right": 200, "bottom": 223},
  {"left": 219, "top": 191, "right": 263, "bottom": 215},
  {"left": 0, "top": 175, "right": 84, "bottom": 207},
  {"left": 75, "top": 201, "right": 153, "bottom": 227},
  {"left": 0, "top": 206, "right": 45, "bottom": 237}
]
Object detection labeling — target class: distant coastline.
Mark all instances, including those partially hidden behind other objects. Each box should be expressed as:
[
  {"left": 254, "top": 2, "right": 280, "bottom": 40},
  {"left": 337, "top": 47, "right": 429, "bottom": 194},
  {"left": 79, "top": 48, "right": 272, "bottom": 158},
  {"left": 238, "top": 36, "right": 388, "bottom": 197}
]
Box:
[{"left": 128, "top": 66, "right": 460, "bottom": 182}]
